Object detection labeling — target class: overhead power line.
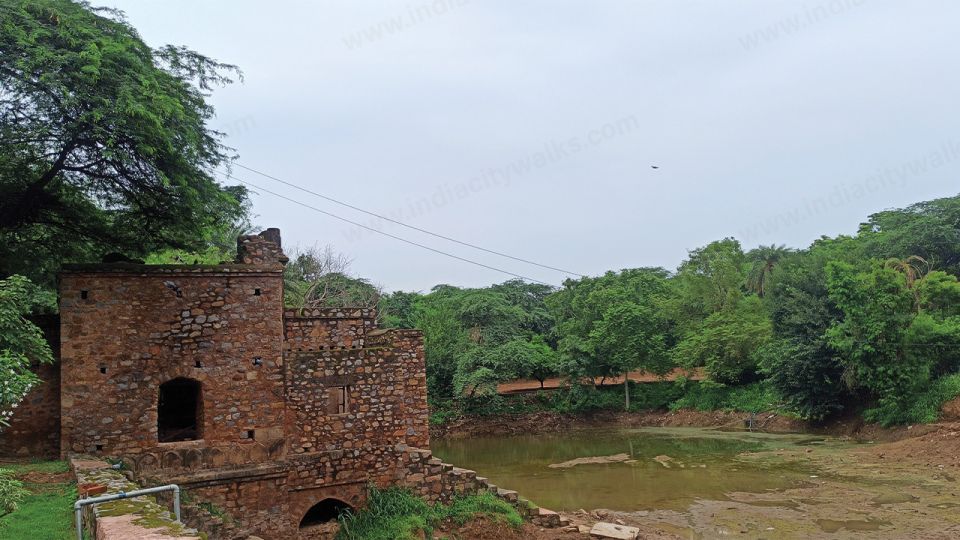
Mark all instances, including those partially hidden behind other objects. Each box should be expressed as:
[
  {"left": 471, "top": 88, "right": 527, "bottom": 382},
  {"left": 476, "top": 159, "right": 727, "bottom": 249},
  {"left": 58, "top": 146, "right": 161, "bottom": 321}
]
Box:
[
  {"left": 232, "top": 162, "right": 587, "bottom": 278},
  {"left": 217, "top": 170, "right": 553, "bottom": 286}
]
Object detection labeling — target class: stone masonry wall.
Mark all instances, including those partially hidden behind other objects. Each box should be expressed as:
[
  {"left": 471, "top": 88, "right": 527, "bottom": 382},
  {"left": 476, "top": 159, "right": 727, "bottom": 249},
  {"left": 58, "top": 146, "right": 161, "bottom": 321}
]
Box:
[
  {"left": 59, "top": 265, "right": 286, "bottom": 458},
  {"left": 284, "top": 333, "right": 429, "bottom": 455},
  {"left": 283, "top": 309, "right": 375, "bottom": 351},
  {"left": 236, "top": 228, "right": 288, "bottom": 266}
]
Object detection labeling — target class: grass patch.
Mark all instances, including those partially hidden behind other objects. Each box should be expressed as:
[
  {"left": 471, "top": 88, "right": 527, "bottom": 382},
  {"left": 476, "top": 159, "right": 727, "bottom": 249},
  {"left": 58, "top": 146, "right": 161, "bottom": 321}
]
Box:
[
  {"left": 669, "top": 381, "right": 778, "bottom": 413},
  {"left": 0, "top": 460, "right": 69, "bottom": 476},
  {"left": 0, "top": 477, "right": 76, "bottom": 540},
  {"left": 336, "top": 486, "right": 521, "bottom": 540}
]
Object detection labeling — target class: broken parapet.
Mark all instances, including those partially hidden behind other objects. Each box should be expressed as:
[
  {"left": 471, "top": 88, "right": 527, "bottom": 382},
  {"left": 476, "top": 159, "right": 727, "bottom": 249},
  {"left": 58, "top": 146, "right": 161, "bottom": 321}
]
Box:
[
  {"left": 70, "top": 456, "right": 201, "bottom": 540},
  {"left": 236, "top": 228, "right": 288, "bottom": 266}
]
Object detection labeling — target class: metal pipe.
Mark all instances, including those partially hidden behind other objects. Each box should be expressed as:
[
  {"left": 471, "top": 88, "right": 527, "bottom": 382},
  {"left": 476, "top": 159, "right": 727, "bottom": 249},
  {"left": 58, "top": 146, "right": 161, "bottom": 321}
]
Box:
[{"left": 74, "top": 484, "right": 181, "bottom": 540}]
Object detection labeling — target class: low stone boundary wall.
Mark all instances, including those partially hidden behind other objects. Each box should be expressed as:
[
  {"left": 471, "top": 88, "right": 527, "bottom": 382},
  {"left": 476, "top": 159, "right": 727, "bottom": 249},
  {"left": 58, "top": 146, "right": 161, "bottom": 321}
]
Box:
[
  {"left": 396, "top": 445, "right": 564, "bottom": 528},
  {"left": 70, "top": 456, "right": 201, "bottom": 540}
]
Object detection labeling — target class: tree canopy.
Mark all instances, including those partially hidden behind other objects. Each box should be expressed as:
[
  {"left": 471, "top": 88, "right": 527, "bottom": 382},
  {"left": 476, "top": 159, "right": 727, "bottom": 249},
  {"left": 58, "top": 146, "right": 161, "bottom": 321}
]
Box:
[{"left": 0, "top": 0, "right": 249, "bottom": 286}]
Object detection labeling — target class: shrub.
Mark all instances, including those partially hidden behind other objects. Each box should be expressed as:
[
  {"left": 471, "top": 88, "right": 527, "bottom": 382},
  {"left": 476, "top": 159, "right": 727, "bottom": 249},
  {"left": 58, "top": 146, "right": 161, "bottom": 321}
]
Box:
[
  {"left": 0, "top": 469, "right": 29, "bottom": 517},
  {"left": 865, "top": 373, "right": 960, "bottom": 426},
  {"left": 756, "top": 338, "right": 847, "bottom": 420},
  {"left": 336, "top": 486, "right": 521, "bottom": 540}
]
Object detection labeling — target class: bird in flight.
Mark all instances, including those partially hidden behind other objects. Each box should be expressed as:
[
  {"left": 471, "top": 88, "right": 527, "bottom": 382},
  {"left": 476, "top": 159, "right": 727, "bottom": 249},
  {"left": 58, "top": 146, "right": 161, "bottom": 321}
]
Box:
[{"left": 651, "top": 165, "right": 659, "bottom": 169}]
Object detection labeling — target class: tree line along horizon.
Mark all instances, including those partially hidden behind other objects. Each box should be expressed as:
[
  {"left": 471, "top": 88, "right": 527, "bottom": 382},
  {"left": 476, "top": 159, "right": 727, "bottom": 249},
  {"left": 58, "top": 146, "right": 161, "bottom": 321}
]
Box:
[{"left": 2, "top": 0, "right": 960, "bottom": 429}]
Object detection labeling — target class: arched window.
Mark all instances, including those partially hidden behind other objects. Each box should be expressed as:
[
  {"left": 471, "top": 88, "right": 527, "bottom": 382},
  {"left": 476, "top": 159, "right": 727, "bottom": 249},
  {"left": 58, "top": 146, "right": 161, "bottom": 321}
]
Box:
[
  {"left": 299, "top": 498, "right": 352, "bottom": 528},
  {"left": 158, "top": 378, "right": 202, "bottom": 442}
]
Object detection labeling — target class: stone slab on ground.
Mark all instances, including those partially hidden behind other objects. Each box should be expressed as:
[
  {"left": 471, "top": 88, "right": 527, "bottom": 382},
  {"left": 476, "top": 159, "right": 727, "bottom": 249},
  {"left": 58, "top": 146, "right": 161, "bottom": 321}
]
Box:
[{"left": 590, "top": 521, "right": 640, "bottom": 539}]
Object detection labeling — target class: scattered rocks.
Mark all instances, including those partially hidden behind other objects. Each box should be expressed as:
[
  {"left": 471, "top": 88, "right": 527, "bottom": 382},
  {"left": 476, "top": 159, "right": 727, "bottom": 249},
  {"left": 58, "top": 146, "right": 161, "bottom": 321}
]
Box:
[
  {"left": 590, "top": 521, "right": 640, "bottom": 539},
  {"left": 550, "top": 454, "right": 631, "bottom": 469}
]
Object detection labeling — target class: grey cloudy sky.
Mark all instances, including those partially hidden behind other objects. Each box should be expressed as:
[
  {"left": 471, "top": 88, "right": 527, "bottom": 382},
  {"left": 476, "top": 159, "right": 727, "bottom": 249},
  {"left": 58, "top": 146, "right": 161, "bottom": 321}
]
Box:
[{"left": 98, "top": 0, "right": 960, "bottom": 292}]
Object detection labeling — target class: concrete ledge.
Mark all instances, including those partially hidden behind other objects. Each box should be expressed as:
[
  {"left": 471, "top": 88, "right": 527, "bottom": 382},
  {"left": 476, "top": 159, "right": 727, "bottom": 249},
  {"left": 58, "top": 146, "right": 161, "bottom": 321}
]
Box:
[{"left": 154, "top": 462, "right": 288, "bottom": 489}]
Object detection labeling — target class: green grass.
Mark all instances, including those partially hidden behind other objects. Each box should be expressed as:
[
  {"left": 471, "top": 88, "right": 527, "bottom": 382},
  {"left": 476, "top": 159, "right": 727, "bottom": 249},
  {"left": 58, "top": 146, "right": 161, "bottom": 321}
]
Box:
[
  {"left": 0, "top": 460, "right": 76, "bottom": 540},
  {"left": 336, "top": 486, "right": 522, "bottom": 540},
  {"left": 668, "top": 381, "right": 779, "bottom": 413},
  {"left": 0, "top": 460, "right": 70, "bottom": 475}
]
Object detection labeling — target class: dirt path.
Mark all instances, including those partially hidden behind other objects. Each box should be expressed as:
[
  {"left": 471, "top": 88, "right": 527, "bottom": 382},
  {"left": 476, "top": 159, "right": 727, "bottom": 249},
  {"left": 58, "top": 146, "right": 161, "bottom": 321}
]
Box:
[
  {"left": 497, "top": 368, "right": 704, "bottom": 394},
  {"left": 430, "top": 408, "right": 930, "bottom": 441}
]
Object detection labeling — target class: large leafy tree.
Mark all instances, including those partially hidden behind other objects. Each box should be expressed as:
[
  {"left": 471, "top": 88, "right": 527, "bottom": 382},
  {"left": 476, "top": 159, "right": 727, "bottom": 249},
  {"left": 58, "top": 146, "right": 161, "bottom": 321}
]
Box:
[
  {"left": 672, "top": 296, "right": 772, "bottom": 384},
  {"left": 0, "top": 0, "right": 248, "bottom": 286},
  {"left": 759, "top": 237, "right": 854, "bottom": 420},
  {"left": 826, "top": 260, "right": 960, "bottom": 424},
  {"left": 590, "top": 301, "right": 670, "bottom": 408},
  {"left": 858, "top": 195, "right": 960, "bottom": 275},
  {"left": 549, "top": 268, "right": 673, "bottom": 388},
  {"left": 672, "top": 238, "right": 747, "bottom": 330}
]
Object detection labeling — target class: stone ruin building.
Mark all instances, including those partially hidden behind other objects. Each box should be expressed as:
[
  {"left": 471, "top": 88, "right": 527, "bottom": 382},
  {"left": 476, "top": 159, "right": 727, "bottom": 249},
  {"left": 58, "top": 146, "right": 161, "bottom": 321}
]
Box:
[{"left": 0, "top": 230, "right": 557, "bottom": 539}]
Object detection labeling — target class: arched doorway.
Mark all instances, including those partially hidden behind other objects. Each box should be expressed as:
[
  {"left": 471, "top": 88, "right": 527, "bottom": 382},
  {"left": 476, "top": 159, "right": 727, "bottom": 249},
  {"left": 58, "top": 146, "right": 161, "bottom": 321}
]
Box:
[
  {"left": 299, "top": 498, "right": 352, "bottom": 529},
  {"left": 158, "top": 377, "right": 202, "bottom": 442}
]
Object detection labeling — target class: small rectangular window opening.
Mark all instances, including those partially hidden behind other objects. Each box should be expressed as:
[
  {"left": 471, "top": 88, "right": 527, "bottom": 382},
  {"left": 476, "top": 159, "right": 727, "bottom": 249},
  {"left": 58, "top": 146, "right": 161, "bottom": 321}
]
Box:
[
  {"left": 99, "top": 366, "right": 107, "bottom": 374},
  {"left": 328, "top": 386, "right": 349, "bottom": 415},
  {"left": 80, "top": 290, "right": 88, "bottom": 299},
  {"left": 246, "top": 429, "right": 255, "bottom": 440},
  {"left": 195, "top": 360, "right": 202, "bottom": 368},
  {"left": 254, "top": 288, "right": 262, "bottom": 296},
  {"left": 95, "top": 444, "right": 103, "bottom": 452}
]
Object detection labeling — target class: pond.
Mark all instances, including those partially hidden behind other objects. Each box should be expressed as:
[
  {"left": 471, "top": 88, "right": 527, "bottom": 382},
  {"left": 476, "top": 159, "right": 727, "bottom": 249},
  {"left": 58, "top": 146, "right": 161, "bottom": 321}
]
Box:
[{"left": 432, "top": 427, "right": 830, "bottom": 512}]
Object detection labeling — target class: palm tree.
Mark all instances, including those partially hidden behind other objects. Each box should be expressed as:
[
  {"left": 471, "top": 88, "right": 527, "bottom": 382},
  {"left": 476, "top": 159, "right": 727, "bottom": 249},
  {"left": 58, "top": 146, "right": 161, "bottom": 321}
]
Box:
[
  {"left": 747, "top": 245, "right": 794, "bottom": 298},
  {"left": 884, "top": 255, "right": 930, "bottom": 288},
  {"left": 885, "top": 255, "right": 930, "bottom": 309}
]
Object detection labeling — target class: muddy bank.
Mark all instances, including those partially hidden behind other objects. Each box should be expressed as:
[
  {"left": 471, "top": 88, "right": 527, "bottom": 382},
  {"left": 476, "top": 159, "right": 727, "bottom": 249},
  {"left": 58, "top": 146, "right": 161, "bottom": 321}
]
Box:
[
  {"left": 435, "top": 418, "right": 960, "bottom": 539},
  {"left": 431, "top": 408, "right": 935, "bottom": 442}
]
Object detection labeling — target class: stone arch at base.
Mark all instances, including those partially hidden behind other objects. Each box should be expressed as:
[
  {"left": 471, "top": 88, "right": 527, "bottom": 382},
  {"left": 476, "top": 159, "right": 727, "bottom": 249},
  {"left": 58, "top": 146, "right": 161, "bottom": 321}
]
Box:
[
  {"left": 290, "top": 482, "right": 366, "bottom": 539},
  {"left": 299, "top": 498, "right": 353, "bottom": 528}
]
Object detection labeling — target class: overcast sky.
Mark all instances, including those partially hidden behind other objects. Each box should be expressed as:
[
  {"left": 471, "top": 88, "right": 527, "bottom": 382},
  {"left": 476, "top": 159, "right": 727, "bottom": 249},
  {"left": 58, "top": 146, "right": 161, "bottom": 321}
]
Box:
[{"left": 98, "top": 0, "right": 960, "bottom": 292}]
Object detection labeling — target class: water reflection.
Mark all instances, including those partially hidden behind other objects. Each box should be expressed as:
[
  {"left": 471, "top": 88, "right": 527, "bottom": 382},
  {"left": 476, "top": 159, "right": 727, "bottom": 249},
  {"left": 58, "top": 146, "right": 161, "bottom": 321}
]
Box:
[{"left": 432, "top": 427, "right": 822, "bottom": 512}]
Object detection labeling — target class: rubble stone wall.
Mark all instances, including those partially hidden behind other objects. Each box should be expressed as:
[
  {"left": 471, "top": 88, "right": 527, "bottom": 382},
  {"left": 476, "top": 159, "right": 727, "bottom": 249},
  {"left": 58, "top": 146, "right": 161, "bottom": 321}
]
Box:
[
  {"left": 283, "top": 309, "right": 374, "bottom": 350},
  {"left": 58, "top": 266, "right": 286, "bottom": 457}
]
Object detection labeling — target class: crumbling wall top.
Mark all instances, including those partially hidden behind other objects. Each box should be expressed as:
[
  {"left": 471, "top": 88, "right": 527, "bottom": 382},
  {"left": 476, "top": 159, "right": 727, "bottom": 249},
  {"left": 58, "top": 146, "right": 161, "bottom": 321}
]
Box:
[{"left": 236, "top": 228, "right": 289, "bottom": 266}]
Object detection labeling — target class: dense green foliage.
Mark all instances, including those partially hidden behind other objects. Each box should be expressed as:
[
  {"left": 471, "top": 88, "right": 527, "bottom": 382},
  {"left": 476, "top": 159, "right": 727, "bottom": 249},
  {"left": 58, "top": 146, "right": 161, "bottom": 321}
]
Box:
[
  {"left": 336, "top": 486, "right": 521, "bottom": 540},
  {"left": 0, "top": 275, "right": 56, "bottom": 428},
  {"left": 379, "top": 193, "right": 960, "bottom": 425},
  {"left": 0, "top": 0, "right": 250, "bottom": 288},
  {"left": 0, "top": 0, "right": 253, "bottom": 417}
]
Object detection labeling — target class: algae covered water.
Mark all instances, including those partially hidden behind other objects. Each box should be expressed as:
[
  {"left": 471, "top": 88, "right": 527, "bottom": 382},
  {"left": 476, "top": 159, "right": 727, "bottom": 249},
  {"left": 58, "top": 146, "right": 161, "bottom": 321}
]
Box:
[{"left": 432, "top": 427, "right": 828, "bottom": 512}]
